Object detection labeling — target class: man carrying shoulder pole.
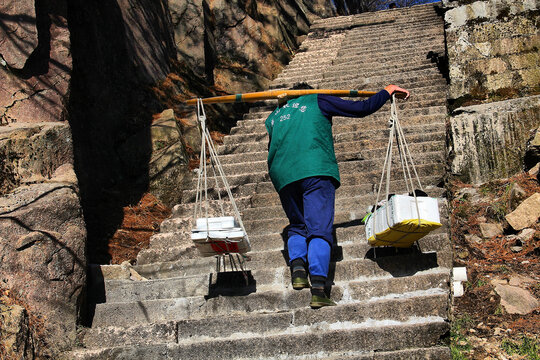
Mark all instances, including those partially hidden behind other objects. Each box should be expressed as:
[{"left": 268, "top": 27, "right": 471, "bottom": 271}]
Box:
[{"left": 264, "top": 82, "right": 410, "bottom": 308}]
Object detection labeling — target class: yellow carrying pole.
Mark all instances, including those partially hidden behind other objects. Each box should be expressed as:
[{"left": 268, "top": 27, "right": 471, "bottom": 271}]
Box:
[{"left": 185, "top": 89, "right": 378, "bottom": 105}]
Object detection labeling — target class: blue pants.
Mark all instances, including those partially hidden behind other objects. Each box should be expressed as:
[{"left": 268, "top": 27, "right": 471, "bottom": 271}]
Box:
[{"left": 278, "top": 176, "right": 336, "bottom": 278}]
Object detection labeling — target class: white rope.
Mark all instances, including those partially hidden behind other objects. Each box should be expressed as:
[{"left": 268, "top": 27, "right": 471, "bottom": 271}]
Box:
[
  {"left": 372, "top": 95, "right": 424, "bottom": 245},
  {"left": 193, "top": 99, "right": 251, "bottom": 250}
]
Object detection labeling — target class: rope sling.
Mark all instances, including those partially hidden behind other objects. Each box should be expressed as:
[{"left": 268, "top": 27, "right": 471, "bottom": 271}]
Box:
[
  {"left": 191, "top": 99, "right": 251, "bottom": 271},
  {"left": 366, "top": 95, "right": 442, "bottom": 247}
]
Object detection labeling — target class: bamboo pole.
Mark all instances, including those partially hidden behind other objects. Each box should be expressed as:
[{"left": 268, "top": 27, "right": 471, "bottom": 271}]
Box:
[{"left": 185, "top": 89, "right": 378, "bottom": 105}]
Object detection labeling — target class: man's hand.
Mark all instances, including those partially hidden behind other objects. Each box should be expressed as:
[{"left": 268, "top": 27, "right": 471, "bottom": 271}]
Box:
[
  {"left": 277, "top": 93, "right": 289, "bottom": 106},
  {"left": 384, "top": 85, "right": 410, "bottom": 100}
]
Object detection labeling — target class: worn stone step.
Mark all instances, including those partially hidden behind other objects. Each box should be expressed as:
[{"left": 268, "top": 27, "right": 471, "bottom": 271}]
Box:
[
  {"left": 338, "top": 32, "right": 443, "bottom": 52},
  {"left": 180, "top": 173, "right": 442, "bottom": 206},
  {"left": 242, "top": 202, "right": 448, "bottom": 235},
  {"left": 317, "top": 76, "right": 448, "bottom": 94},
  {"left": 272, "top": 75, "right": 447, "bottom": 92},
  {"left": 187, "top": 162, "right": 444, "bottom": 191},
  {"left": 246, "top": 184, "right": 446, "bottom": 212},
  {"left": 215, "top": 139, "right": 444, "bottom": 170},
  {"left": 220, "top": 123, "right": 446, "bottom": 155},
  {"left": 312, "top": 5, "right": 438, "bottom": 27},
  {"left": 147, "top": 211, "right": 449, "bottom": 260},
  {"left": 276, "top": 60, "right": 442, "bottom": 83},
  {"left": 72, "top": 317, "right": 448, "bottom": 359},
  {"left": 229, "top": 117, "right": 445, "bottom": 143},
  {"left": 131, "top": 232, "right": 448, "bottom": 278},
  {"left": 274, "top": 62, "right": 445, "bottom": 87},
  {"left": 206, "top": 150, "right": 444, "bottom": 178},
  {"left": 313, "top": 14, "right": 443, "bottom": 34},
  {"left": 82, "top": 286, "right": 448, "bottom": 350},
  {"left": 135, "top": 221, "right": 451, "bottom": 267},
  {"left": 91, "top": 262, "right": 448, "bottom": 326},
  {"left": 244, "top": 84, "right": 447, "bottom": 117},
  {"left": 97, "top": 251, "right": 450, "bottom": 303},
  {"left": 237, "top": 107, "right": 445, "bottom": 132}
]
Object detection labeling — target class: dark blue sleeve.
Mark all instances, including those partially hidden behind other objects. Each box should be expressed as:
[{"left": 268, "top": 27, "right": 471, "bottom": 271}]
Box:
[{"left": 318, "top": 90, "right": 391, "bottom": 118}]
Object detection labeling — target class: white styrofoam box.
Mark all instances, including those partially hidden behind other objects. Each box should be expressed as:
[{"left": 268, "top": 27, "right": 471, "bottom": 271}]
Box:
[
  {"left": 366, "top": 195, "right": 441, "bottom": 240},
  {"left": 191, "top": 228, "right": 245, "bottom": 240},
  {"left": 195, "top": 216, "right": 238, "bottom": 230},
  {"left": 453, "top": 267, "right": 468, "bottom": 282},
  {"left": 453, "top": 281, "right": 464, "bottom": 297}
]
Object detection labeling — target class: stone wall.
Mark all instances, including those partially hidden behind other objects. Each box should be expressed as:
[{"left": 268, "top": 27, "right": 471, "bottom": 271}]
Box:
[
  {"left": 445, "top": 0, "right": 540, "bottom": 183},
  {"left": 449, "top": 95, "right": 540, "bottom": 183},
  {"left": 444, "top": 0, "right": 539, "bottom": 108}
]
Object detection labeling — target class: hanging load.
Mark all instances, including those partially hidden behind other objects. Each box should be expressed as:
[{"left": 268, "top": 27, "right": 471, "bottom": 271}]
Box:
[
  {"left": 365, "top": 194, "right": 442, "bottom": 247},
  {"left": 365, "top": 95, "right": 442, "bottom": 247},
  {"left": 191, "top": 99, "right": 251, "bottom": 257}
]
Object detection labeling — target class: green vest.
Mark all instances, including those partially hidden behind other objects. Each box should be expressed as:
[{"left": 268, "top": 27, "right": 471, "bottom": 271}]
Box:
[{"left": 265, "top": 94, "right": 340, "bottom": 192}]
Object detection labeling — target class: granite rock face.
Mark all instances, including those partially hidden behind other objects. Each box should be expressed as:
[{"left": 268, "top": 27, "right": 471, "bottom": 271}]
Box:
[
  {"left": 0, "top": 122, "right": 74, "bottom": 195},
  {"left": 0, "top": 182, "right": 86, "bottom": 355},
  {"left": 0, "top": 0, "right": 71, "bottom": 124},
  {"left": 170, "top": 0, "right": 337, "bottom": 92},
  {"left": 0, "top": 302, "right": 34, "bottom": 359},
  {"left": 449, "top": 95, "right": 540, "bottom": 183}
]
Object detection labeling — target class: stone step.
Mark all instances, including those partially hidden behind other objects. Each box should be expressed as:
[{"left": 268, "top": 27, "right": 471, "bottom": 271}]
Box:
[
  {"left": 149, "top": 209, "right": 449, "bottom": 258},
  {"left": 131, "top": 230, "right": 448, "bottom": 277},
  {"left": 249, "top": 84, "right": 446, "bottom": 116},
  {"left": 72, "top": 317, "right": 448, "bottom": 359},
  {"left": 180, "top": 174, "right": 442, "bottom": 205},
  {"left": 81, "top": 285, "right": 448, "bottom": 349},
  {"left": 279, "top": 54, "right": 443, "bottom": 78},
  {"left": 213, "top": 138, "right": 444, "bottom": 168},
  {"left": 187, "top": 162, "right": 444, "bottom": 192},
  {"left": 271, "top": 75, "right": 447, "bottom": 92},
  {"left": 136, "top": 220, "right": 450, "bottom": 266},
  {"left": 91, "top": 258, "right": 448, "bottom": 326},
  {"left": 338, "top": 32, "right": 443, "bottom": 52},
  {"left": 229, "top": 116, "right": 445, "bottom": 142},
  {"left": 238, "top": 96, "right": 446, "bottom": 122},
  {"left": 313, "top": 13, "right": 443, "bottom": 34},
  {"left": 98, "top": 255, "right": 449, "bottom": 303},
  {"left": 272, "top": 65, "right": 442, "bottom": 86},
  {"left": 202, "top": 150, "right": 444, "bottom": 179},
  {"left": 276, "top": 59, "right": 442, "bottom": 83},
  {"left": 341, "top": 25, "right": 443, "bottom": 47},
  {"left": 220, "top": 123, "right": 446, "bottom": 155},
  {"left": 311, "top": 5, "right": 438, "bottom": 28},
  {"left": 244, "top": 185, "right": 446, "bottom": 214},
  {"left": 238, "top": 99, "right": 446, "bottom": 123},
  {"left": 241, "top": 202, "right": 448, "bottom": 235}
]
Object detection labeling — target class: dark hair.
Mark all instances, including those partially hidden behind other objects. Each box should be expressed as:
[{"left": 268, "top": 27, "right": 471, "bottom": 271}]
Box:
[{"left": 290, "top": 82, "right": 314, "bottom": 90}]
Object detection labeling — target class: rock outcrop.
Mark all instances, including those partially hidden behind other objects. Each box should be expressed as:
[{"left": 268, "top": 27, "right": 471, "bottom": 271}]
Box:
[
  {"left": 0, "top": 122, "right": 86, "bottom": 357},
  {"left": 171, "top": 0, "right": 338, "bottom": 93},
  {"left": 449, "top": 95, "right": 540, "bottom": 183},
  {"left": 0, "top": 301, "right": 34, "bottom": 359},
  {"left": 0, "top": 0, "right": 71, "bottom": 124},
  {"left": 0, "top": 181, "right": 86, "bottom": 355}
]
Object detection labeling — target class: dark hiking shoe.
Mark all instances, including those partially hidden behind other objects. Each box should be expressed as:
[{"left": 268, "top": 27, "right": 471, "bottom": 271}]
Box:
[
  {"left": 310, "top": 294, "right": 337, "bottom": 309},
  {"left": 292, "top": 276, "right": 310, "bottom": 290}
]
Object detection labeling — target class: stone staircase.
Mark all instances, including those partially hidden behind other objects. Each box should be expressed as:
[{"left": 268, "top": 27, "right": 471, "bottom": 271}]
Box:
[{"left": 71, "top": 3, "right": 453, "bottom": 359}]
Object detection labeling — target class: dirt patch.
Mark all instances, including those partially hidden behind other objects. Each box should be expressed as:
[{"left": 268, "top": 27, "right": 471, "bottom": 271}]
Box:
[
  {"left": 107, "top": 192, "right": 171, "bottom": 264},
  {"left": 449, "top": 172, "right": 540, "bottom": 359}
]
